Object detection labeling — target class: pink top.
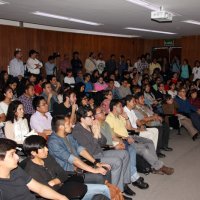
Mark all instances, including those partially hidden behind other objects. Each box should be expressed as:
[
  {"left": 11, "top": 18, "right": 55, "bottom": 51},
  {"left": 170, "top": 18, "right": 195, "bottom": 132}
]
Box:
[{"left": 94, "top": 82, "right": 108, "bottom": 91}]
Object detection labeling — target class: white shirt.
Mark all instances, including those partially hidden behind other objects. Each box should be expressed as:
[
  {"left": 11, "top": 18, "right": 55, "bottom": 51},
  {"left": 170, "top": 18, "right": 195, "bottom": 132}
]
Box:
[
  {"left": 9, "top": 58, "right": 24, "bottom": 77},
  {"left": 96, "top": 59, "right": 105, "bottom": 74},
  {"left": 168, "top": 90, "right": 177, "bottom": 98},
  {"left": 5, "top": 119, "right": 29, "bottom": 144},
  {"left": 64, "top": 76, "right": 75, "bottom": 87},
  {"left": 114, "top": 81, "right": 120, "bottom": 88},
  {"left": 26, "top": 57, "right": 43, "bottom": 74},
  {"left": 123, "top": 106, "right": 138, "bottom": 128},
  {"left": 192, "top": 67, "right": 200, "bottom": 81},
  {"left": 0, "top": 101, "right": 9, "bottom": 115}
]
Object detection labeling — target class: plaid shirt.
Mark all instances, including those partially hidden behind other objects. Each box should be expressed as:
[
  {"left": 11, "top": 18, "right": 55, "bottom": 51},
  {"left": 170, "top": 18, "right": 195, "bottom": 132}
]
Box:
[{"left": 18, "top": 94, "right": 35, "bottom": 115}]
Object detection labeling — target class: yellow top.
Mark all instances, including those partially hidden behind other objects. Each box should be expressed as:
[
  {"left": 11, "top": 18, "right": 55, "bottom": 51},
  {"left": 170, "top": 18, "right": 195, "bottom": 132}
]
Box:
[{"left": 105, "top": 112, "right": 128, "bottom": 138}]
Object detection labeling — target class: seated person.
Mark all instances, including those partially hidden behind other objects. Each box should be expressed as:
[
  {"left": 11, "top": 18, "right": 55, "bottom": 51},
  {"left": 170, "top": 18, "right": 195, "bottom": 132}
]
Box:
[
  {"left": 50, "top": 76, "right": 62, "bottom": 94},
  {"left": 175, "top": 87, "right": 200, "bottom": 133},
  {"left": 30, "top": 96, "right": 52, "bottom": 139},
  {"left": 53, "top": 90, "right": 77, "bottom": 125},
  {"left": 23, "top": 135, "right": 110, "bottom": 200},
  {"left": 0, "top": 138, "right": 67, "bottom": 200},
  {"left": 94, "top": 76, "right": 108, "bottom": 92},
  {"left": 41, "top": 81, "right": 58, "bottom": 113},
  {"left": 48, "top": 115, "right": 111, "bottom": 185},
  {"left": 133, "top": 92, "right": 172, "bottom": 157},
  {"left": 105, "top": 100, "right": 174, "bottom": 176},
  {"left": 83, "top": 73, "right": 93, "bottom": 93},
  {"left": 123, "top": 95, "right": 159, "bottom": 150},
  {"left": 5, "top": 100, "right": 36, "bottom": 144},
  {"left": 72, "top": 107, "right": 148, "bottom": 198},
  {"left": 18, "top": 83, "right": 35, "bottom": 121},
  {"left": 189, "top": 89, "right": 200, "bottom": 109},
  {"left": 117, "top": 79, "right": 132, "bottom": 99},
  {"left": 64, "top": 69, "right": 75, "bottom": 88},
  {"left": 101, "top": 90, "right": 113, "bottom": 115},
  {"left": 163, "top": 94, "right": 199, "bottom": 141}
]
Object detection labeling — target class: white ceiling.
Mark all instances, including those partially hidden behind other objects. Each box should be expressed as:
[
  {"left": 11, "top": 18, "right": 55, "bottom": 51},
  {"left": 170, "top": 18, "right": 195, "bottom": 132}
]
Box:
[{"left": 0, "top": 0, "right": 200, "bottom": 38}]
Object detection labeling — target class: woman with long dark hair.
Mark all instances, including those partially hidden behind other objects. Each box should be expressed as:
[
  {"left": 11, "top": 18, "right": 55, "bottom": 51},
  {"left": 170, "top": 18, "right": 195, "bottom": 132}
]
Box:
[{"left": 4, "top": 100, "right": 33, "bottom": 144}]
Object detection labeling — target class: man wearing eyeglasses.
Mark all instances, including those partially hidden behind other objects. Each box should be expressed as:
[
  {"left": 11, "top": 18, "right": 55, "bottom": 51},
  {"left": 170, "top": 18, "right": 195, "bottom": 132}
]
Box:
[
  {"left": 175, "top": 87, "right": 200, "bottom": 139},
  {"left": 72, "top": 106, "right": 136, "bottom": 200},
  {"left": 9, "top": 49, "right": 24, "bottom": 80}
]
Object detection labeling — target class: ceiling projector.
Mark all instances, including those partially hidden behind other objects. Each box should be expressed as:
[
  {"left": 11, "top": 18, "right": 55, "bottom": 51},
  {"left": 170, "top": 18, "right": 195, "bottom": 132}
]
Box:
[{"left": 151, "top": 10, "right": 173, "bottom": 23}]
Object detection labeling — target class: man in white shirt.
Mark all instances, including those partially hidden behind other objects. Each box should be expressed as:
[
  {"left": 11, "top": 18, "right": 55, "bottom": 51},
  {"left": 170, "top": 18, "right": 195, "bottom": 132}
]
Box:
[
  {"left": 123, "top": 95, "right": 158, "bottom": 150},
  {"left": 26, "top": 50, "right": 43, "bottom": 75},
  {"left": 9, "top": 49, "right": 24, "bottom": 79},
  {"left": 192, "top": 60, "right": 200, "bottom": 81}
]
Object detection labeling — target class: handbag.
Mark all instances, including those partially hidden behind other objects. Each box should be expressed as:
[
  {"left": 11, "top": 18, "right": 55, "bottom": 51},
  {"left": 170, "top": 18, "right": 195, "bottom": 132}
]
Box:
[{"left": 105, "top": 180, "right": 124, "bottom": 200}]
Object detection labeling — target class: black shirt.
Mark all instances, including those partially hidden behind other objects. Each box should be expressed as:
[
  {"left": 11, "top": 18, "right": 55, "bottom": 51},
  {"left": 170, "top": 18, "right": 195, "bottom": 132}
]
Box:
[
  {"left": 0, "top": 167, "right": 36, "bottom": 200},
  {"left": 25, "top": 155, "right": 69, "bottom": 191},
  {"left": 52, "top": 102, "right": 72, "bottom": 117}
]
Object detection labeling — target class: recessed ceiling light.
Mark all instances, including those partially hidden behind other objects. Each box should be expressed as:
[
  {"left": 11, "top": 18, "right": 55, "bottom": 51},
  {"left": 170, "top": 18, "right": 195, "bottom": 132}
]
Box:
[
  {"left": 182, "top": 20, "right": 200, "bottom": 26},
  {"left": 125, "top": 27, "right": 176, "bottom": 35},
  {"left": 0, "top": 0, "right": 9, "bottom": 5},
  {"left": 125, "top": 0, "right": 180, "bottom": 16},
  {"left": 32, "top": 11, "right": 102, "bottom": 26}
]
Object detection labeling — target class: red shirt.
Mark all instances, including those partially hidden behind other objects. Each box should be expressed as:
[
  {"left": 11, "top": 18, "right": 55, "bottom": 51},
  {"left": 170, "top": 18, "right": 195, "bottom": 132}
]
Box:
[{"left": 34, "top": 84, "right": 43, "bottom": 95}]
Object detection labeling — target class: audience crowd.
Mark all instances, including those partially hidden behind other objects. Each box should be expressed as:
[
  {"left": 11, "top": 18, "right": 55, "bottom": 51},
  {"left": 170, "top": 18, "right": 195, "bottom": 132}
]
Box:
[{"left": 0, "top": 48, "right": 200, "bottom": 200}]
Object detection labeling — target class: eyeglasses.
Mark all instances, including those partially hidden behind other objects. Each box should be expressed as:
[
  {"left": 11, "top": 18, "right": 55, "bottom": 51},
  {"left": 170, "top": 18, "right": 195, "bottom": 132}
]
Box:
[
  {"left": 86, "top": 115, "right": 94, "bottom": 119},
  {"left": 15, "top": 48, "right": 21, "bottom": 51},
  {"left": 95, "top": 111, "right": 104, "bottom": 115}
]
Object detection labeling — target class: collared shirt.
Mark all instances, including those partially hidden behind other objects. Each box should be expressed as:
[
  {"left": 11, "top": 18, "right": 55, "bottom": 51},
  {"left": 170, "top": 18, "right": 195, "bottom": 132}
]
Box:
[
  {"left": 18, "top": 94, "right": 35, "bottom": 114},
  {"left": 26, "top": 58, "right": 43, "bottom": 74},
  {"left": 105, "top": 112, "right": 128, "bottom": 138},
  {"left": 9, "top": 58, "right": 24, "bottom": 77},
  {"left": 30, "top": 111, "right": 52, "bottom": 133},
  {"left": 123, "top": 106, "right": 138, "bottom": 129}
]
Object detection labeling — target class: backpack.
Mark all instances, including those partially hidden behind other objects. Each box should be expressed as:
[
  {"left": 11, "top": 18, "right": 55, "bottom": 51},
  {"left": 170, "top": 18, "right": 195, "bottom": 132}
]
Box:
[{"left": 136, "top": 154, "right": 152, "bottom": 175}]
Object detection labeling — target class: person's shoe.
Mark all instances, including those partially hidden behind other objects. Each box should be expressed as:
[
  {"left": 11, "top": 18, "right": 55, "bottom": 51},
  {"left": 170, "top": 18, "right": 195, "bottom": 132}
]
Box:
[
  {"left": 192, "top": 133, "right": 198, "bottom": 141},
  {"left": 152, "top": 168, "right": 165, "bottom": 175},
  {"left": 162, "top": 147, "right": 173, "bottom": 151},
  {"left": 124, "top": 184, "right": 136, "bottom": 196},
  {"left": 123, "top": 195, "right": 133, "bottom": 200},
  {"left": 160, "top": 166, "right": 174, "bottom": 175},
  {"left": 157, "top": 152, "right": 166, "bottom": 158},
  {"left": 132, "top": 177, "right": 149, "bottom": 189}
]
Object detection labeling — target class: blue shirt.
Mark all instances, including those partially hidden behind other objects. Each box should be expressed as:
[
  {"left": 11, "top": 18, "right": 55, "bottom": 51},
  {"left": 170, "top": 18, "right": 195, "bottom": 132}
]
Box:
[
  {"left": 175, "top": 95, "right": 197, "bottom": 114},
  {"left": 48, "top": 132, "right": 85, "bottom": 171}
]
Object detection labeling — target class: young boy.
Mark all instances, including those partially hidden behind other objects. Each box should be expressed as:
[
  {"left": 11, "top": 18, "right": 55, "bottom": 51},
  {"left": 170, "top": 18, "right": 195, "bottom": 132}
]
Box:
[{"left": 0, "top": 138, "right": 67, "bottom": 200}]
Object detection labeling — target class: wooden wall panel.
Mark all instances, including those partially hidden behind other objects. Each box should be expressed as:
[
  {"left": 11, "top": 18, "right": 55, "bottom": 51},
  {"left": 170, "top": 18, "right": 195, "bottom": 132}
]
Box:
[
  {"left": 181, "top": 35, "right": 200, "bottom": 65},
  {"left": 1, "top": 24, "right": 200, "bottom": 71},
  {"left": 0, "top": 25, "right": 143, "bottom": 70}
]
